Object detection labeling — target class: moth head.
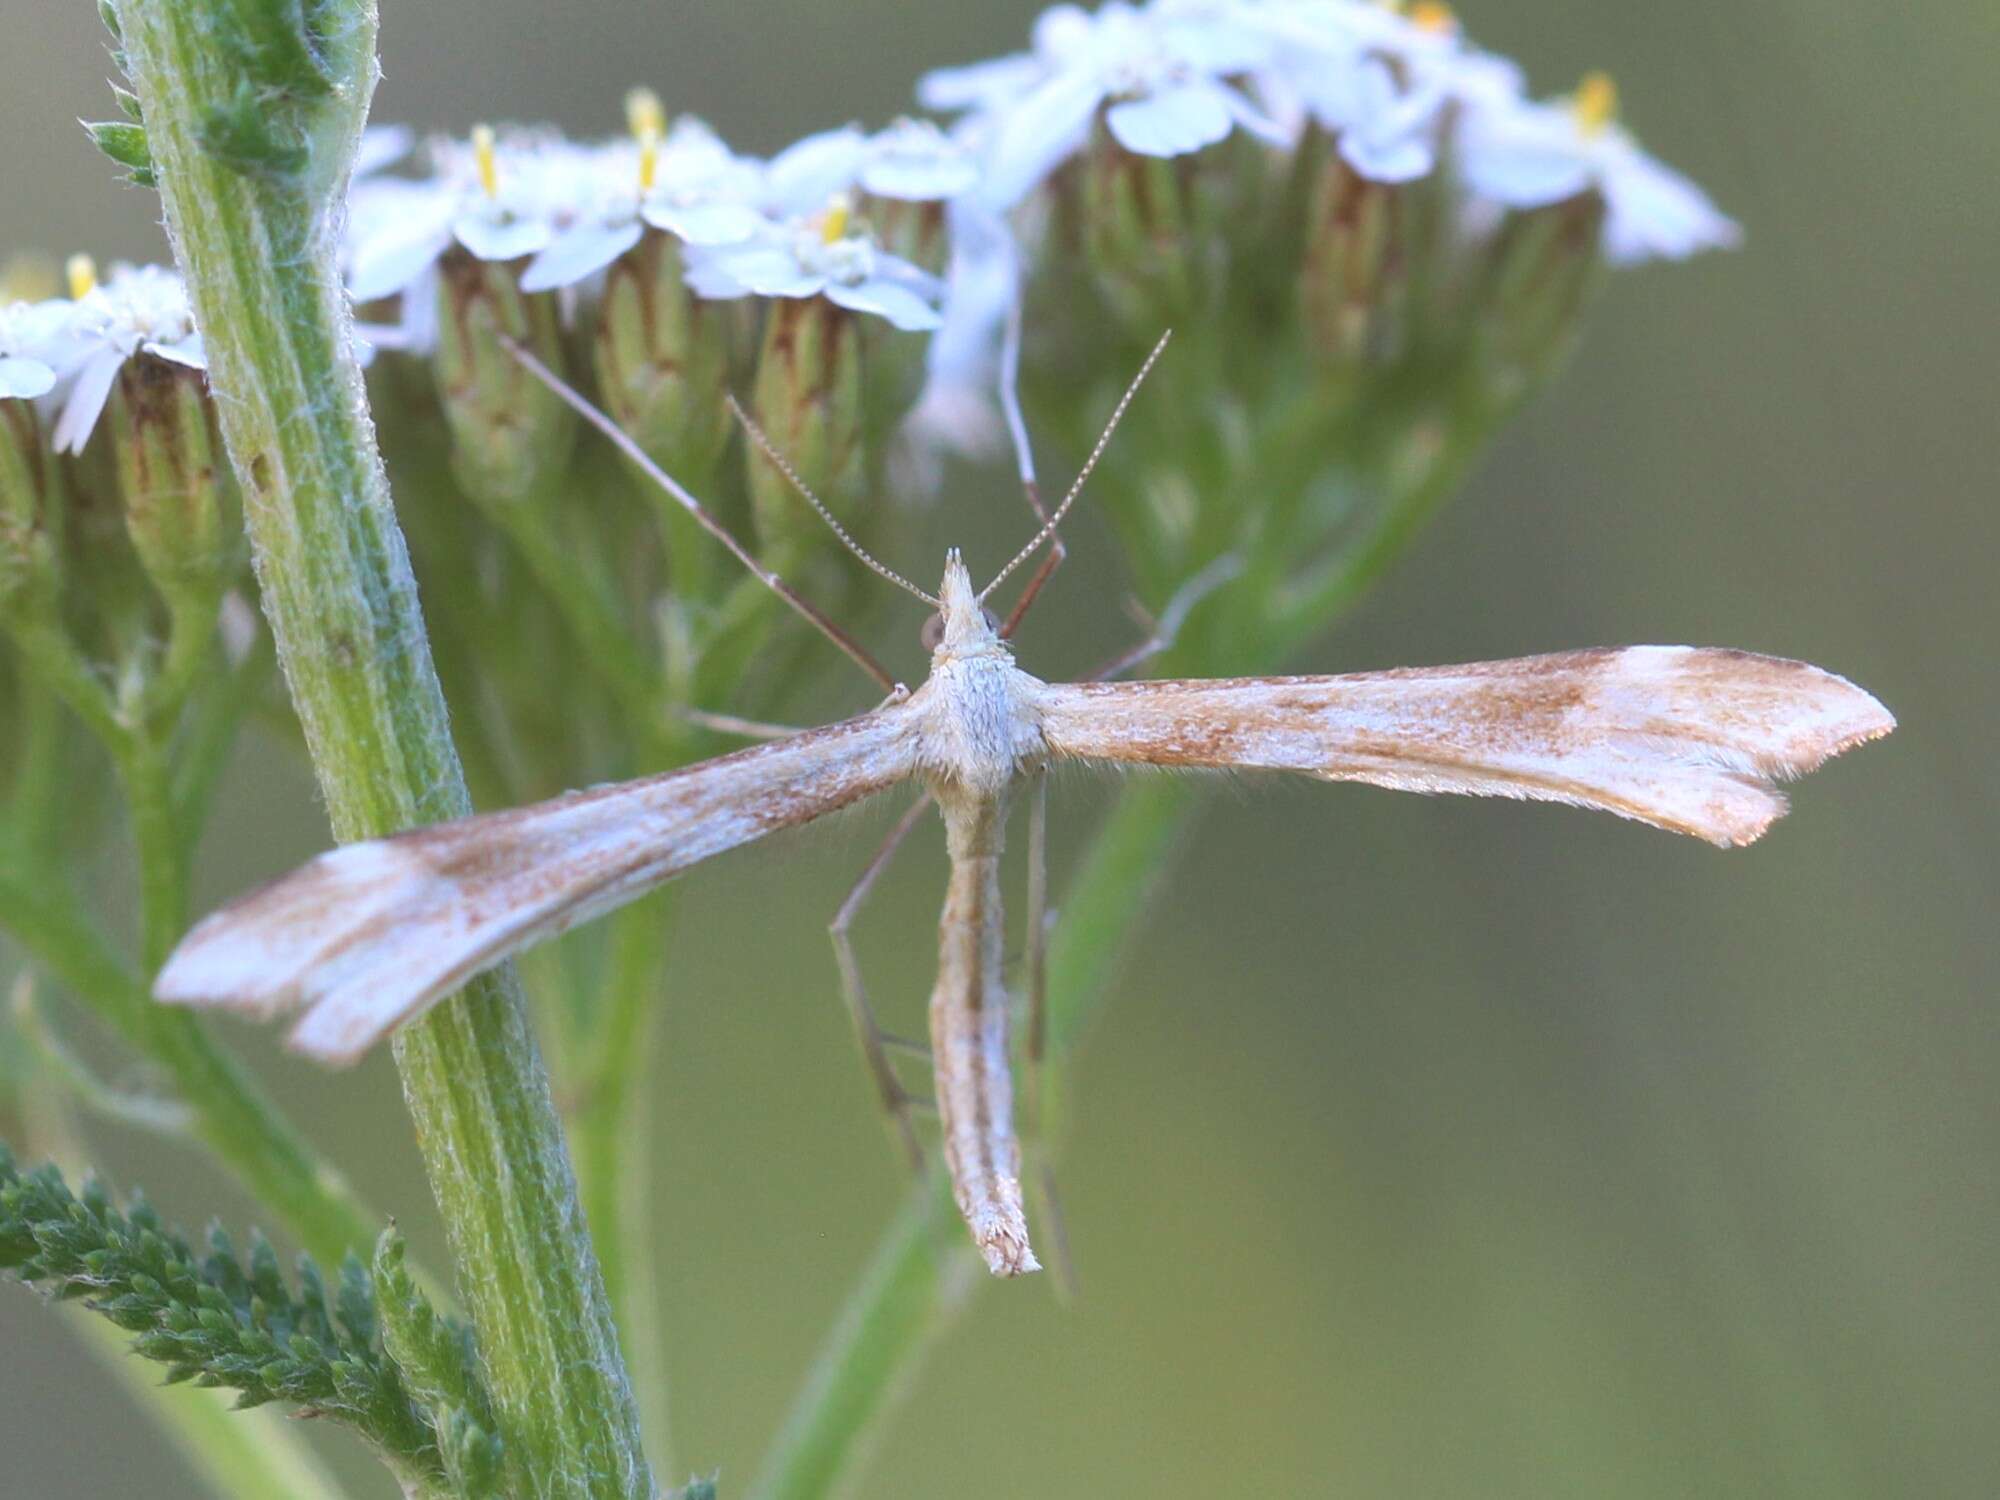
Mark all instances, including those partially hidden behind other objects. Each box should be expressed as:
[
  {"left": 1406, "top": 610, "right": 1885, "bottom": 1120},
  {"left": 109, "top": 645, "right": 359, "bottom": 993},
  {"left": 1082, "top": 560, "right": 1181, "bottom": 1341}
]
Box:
[{"left": 931, "top": 550, "right": 1003, "bottom": 657}]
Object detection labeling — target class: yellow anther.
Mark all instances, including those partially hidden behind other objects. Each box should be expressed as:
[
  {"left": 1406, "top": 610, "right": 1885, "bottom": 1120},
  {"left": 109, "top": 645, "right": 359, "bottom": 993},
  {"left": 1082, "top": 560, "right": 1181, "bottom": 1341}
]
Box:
[
  {"left": 627, "top": 87, "right": 664, "bottom": 192},
  {"left": 819, "top": 192, "right": 853, "bottom": 246},
  {"left": 1407, "top": 2, "right": 1457, "bottom": 34},
  {"left": 1573, "top": 71, "right": 1618, "bottom": 135},
  {"left": 65, "top": 253, "right": 98, "bottom": 301},
  {"left": 471, "top": 123, "right": 499, "bottom": 198}
]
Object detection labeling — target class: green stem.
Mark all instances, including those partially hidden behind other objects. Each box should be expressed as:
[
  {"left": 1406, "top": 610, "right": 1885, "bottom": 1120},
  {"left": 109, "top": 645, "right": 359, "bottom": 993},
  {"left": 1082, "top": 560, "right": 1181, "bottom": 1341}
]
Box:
[
  {"left": 111, "top": 732, "right": 186, "bottom": 972},
  {"left": 751, "top": 777, "right": 1203, "bottom": 1500},
  {"left": 748, "top": 1175, "right": 975, "bottom": 1500},
  {"left": 568, "top": 894, "right": 676, "bottom": 1471},
  {"left": 116, "top": 4, "right": 652, "bottom": 1493}
]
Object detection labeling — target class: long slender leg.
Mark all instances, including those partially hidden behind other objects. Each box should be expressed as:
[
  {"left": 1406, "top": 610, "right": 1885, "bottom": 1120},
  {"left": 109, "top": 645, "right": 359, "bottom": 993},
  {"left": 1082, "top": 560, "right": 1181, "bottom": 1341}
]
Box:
[
  {"left": 1088, "top": 551, "right": 1246, "bottom": 682},
  {"left": 830, "top": 794, "right": 935, "bottom": 1169},
  {"left": 503, "top": 336, "right": 901, "bottom": 693},
  {"left": 675, "top": 706, "right": 802, "bottom": 741}
]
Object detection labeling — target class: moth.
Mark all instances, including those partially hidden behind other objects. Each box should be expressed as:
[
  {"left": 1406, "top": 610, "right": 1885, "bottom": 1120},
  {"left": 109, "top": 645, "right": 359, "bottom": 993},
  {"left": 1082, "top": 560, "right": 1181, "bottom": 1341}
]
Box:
[{"left": 155, "top": 335, "right": 1894, "bottom": 1277}]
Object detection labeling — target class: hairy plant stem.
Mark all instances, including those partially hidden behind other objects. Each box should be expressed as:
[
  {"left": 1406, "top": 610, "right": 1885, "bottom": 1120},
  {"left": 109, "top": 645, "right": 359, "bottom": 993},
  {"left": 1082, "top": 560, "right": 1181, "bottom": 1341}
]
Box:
[{"left": 115, "top": 2, "right": 652, "bottom": 1493}]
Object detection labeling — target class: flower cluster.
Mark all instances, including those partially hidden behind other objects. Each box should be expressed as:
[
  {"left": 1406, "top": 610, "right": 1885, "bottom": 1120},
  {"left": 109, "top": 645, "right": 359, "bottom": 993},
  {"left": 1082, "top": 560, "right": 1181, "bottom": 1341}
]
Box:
[
  {"left": 334, "top": 0, "right": 1736, "bottom": 469},
  {"left": 0, "top": 259, "right": 205, "bottom": 452}
]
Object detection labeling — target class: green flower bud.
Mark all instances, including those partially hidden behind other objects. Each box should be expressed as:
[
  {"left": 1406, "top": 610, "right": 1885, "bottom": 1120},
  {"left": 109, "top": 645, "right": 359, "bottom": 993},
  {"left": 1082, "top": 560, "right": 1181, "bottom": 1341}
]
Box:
[
  {"left": 1299, "top": 152, "right": 1406, "bottom": 373},
  {"left": 433, "top": 247, "right": 577, "bottom": 507},
  {"left": 1476, "top": 193, "right": 1609, "bottom": 403},
  {"left": 592, "top": 228, "right": 733, "bottom": 487},
  {"left": 106, "top": 352, "right": 237, "bottom": 606},
  {"left": 1074, "top": 126, "right": 1259, "bottom": 336},
  {"left": 0, "top": 399, "right": 62, "bottom": 618},
  {"left": 747, "top": 296, "right": 866, "bottom": 554}
]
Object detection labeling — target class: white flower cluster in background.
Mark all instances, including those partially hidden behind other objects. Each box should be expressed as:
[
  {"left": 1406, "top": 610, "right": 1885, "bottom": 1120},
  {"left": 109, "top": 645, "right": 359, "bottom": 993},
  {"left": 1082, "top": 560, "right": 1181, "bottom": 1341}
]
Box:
[
  {"left": 918, "top": 0, "right": 1739, "bottom": 260},
  {"left": 0, "top": 260, "right": 206, "bottom": 452},
  {"left": 344, "top": 94, "right": 967, "bottom": 338},
  {"left": 336, "top": 1, "right": 1738, "bottom": 425},
  {"left": 11, "top": 2, "right": 1742, "bottom": 463}
]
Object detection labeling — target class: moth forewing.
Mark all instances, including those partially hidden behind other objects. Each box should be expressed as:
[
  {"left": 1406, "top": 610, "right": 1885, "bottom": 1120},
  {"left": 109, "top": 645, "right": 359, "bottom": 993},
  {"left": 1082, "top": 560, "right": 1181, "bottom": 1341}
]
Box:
[
  {"left": 1037, "top": 647, "right": 1895, "bottom": 847},
  {"left": 156, "top": 708, "right": 923, "bottom": 1062}
]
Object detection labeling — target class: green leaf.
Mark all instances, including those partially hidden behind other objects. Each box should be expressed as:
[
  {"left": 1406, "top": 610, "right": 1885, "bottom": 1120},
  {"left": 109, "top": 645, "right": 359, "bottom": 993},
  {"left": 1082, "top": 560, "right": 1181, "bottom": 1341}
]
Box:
[{"left": 0, "top": 1147, "right": 447, "bottom": 1484}]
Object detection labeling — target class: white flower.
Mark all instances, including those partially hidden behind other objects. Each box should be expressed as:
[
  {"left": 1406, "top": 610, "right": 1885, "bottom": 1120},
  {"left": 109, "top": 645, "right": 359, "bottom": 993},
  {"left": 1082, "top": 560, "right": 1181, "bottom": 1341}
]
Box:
[
  {"left": 345, "top": 126, "right": 603, "bottom": 302},
  {"left": 922, "top": 1, "right": 1285, "bottom": 209},
  {"left": 0, "top": 300, "right": 67, "bottom": 401},
  {"left": 1457, "top": 74, "right": 1741, "bottom": 264},
  {"left": 683, "top": 199, "right": 945, "bottom": 331},
  {"left": 760, "top": 118, "right": 983, "bottom": 217},
  {"left": 524, "top": 110, "right": 777, "bottom": 294},
  {"left": 42, "top": 263, "right": 207, "bottom": 454}
]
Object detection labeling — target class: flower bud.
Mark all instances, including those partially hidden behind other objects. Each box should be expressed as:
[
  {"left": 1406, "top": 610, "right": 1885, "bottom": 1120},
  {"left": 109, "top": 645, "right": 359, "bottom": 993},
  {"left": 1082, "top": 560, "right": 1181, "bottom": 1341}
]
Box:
[
  {"left": 1476, "top": 193, "right": 1608, "bottom": 402},
  {"left": 432, "top": 247, "right": 577, "bottom": 507},
  {"left": 1075, "top": 128, "right": 1257, "bottom": 336},
  {"left": 105, "top": 352, "right": 237, "bottom": 605},
  {"left": 0, "top": 399, "right": 62, "bottom": 617},
  {"left": 746, "top": 296, "right": 866, "bottom": 554},
  {"left": 1299, "top": 149, "right": 1407, "bottom": 373},
  {"left": 592, "top": 229, "right": 733, "bottom": 488}
]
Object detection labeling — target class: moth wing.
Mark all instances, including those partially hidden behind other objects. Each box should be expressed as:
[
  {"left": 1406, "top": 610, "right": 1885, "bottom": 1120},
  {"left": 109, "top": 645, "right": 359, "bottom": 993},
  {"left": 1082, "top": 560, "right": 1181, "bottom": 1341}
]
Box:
[
  {"left": 157, "top": 707, "right": 920, "bottom": 1062},
  {"left": 1039, "top": 647, "right": 1892, "bottom": 846}
]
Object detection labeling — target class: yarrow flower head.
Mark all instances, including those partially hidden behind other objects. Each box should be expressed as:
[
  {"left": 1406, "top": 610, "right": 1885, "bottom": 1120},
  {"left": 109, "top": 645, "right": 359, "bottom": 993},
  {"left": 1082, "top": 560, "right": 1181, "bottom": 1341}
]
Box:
[
  {"left": 38, "top": 258, "right": 206, "bottom": 454},
  {"left": 920, "top": 0, "right": 1287, "bottom": 209},
  {"left": 1457, "top": 71, "right": 1741, "bottom": 263},
  {"left": 345, "top": 124, "right": 609, "bottom": 303},
  {"left": 684, "top": 195, "right": 946, "bottom": 332}
]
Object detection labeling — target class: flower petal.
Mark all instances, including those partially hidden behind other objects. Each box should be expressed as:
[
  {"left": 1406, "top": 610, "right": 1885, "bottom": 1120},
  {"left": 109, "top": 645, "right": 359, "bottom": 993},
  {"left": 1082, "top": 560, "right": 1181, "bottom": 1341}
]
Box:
[
  {"left": 764, "top": 126, "right": 867, "bottom": 214},
  {"left": 826, "top": 277, "right": 943, "bottom": 332},
  {"left": 451, "top": 211, "right": 552, "bottom": 262},
  {"left": 520, "top": 218, "right": 645, "bottom": 291},
  {"left": 642, "top": 198, "right": 766, "bottom": 246},
  {"left": 353, "top": 124, "right": 414, "bottom": 179},
  {"left": 917, "top": 52, "right": 1043, "bottom": 112},
  {"left": 1106, "top": 81, "right": 1234, "bottom": 158},
  {"left": 1602, "top": 144, "right": 1742, "bottom": 264},
  {"left": 977, "top": 69, "right": 1105, "bottom": 208},
  {"left": 0, "top": 356, "right": 56, "bottom": 401},
  {"left": 142, "top": 331, "right": 208, "bottom": 370},
  {"left": 348, "top": 223, "right": 453, "bottom": 302},
  {"left": 861, "top": 149, "right": 981, "bottom": 202},
  {"left": 52, "top": 347, "right": 124, "bottom": 455}
]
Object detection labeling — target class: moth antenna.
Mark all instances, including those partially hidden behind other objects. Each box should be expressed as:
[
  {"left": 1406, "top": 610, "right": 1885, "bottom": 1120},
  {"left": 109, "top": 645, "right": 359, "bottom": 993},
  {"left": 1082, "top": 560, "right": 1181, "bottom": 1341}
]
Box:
[
  {"left": 978, "top": 328, "right": 1171, "bottom": 603},
  {"left": 728, "top": 396, "right": 940, "bottom": 607}
]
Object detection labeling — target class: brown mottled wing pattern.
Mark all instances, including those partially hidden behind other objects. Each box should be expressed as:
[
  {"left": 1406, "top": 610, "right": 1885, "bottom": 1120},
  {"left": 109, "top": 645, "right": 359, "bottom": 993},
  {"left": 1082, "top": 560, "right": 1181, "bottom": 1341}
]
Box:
[
  {"left": 1039, "top": 647, "right": 1893, "bottom": 846},
  {"left": 156, "top": 706, "right": 921, "bottom": 1062}
]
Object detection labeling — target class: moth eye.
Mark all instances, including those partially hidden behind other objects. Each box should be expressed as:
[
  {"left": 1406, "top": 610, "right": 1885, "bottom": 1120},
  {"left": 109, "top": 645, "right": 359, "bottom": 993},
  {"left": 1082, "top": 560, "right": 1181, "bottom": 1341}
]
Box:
[
  {"left": 920, "top": 612, "right": 945, "bottom": 651},
  {"left": 983, "top": 607, "right": 1002, "bottom": 634}
]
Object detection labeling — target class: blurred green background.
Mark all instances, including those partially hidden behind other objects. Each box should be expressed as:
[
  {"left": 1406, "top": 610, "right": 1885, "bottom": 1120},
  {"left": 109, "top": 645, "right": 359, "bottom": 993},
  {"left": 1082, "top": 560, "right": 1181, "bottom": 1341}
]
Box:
[{"left": 2, "top": 1, "right": 1993, "bottom": 1496}]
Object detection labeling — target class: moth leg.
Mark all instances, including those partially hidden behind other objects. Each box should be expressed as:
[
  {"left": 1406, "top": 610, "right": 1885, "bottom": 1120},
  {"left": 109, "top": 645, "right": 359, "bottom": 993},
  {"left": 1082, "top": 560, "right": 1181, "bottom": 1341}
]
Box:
[
  {"left": 1088, "top": 551, "right": 1246, "bottom": 682},
  {"left": 1019, "top": 776, "right": 1080, "bottom": 1296},
  {"left": 675, "top": 706, "right": 802, "bottom": 741},
  {"left": 829, "top": 793, "right": 935, "bottom": 1170}
]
